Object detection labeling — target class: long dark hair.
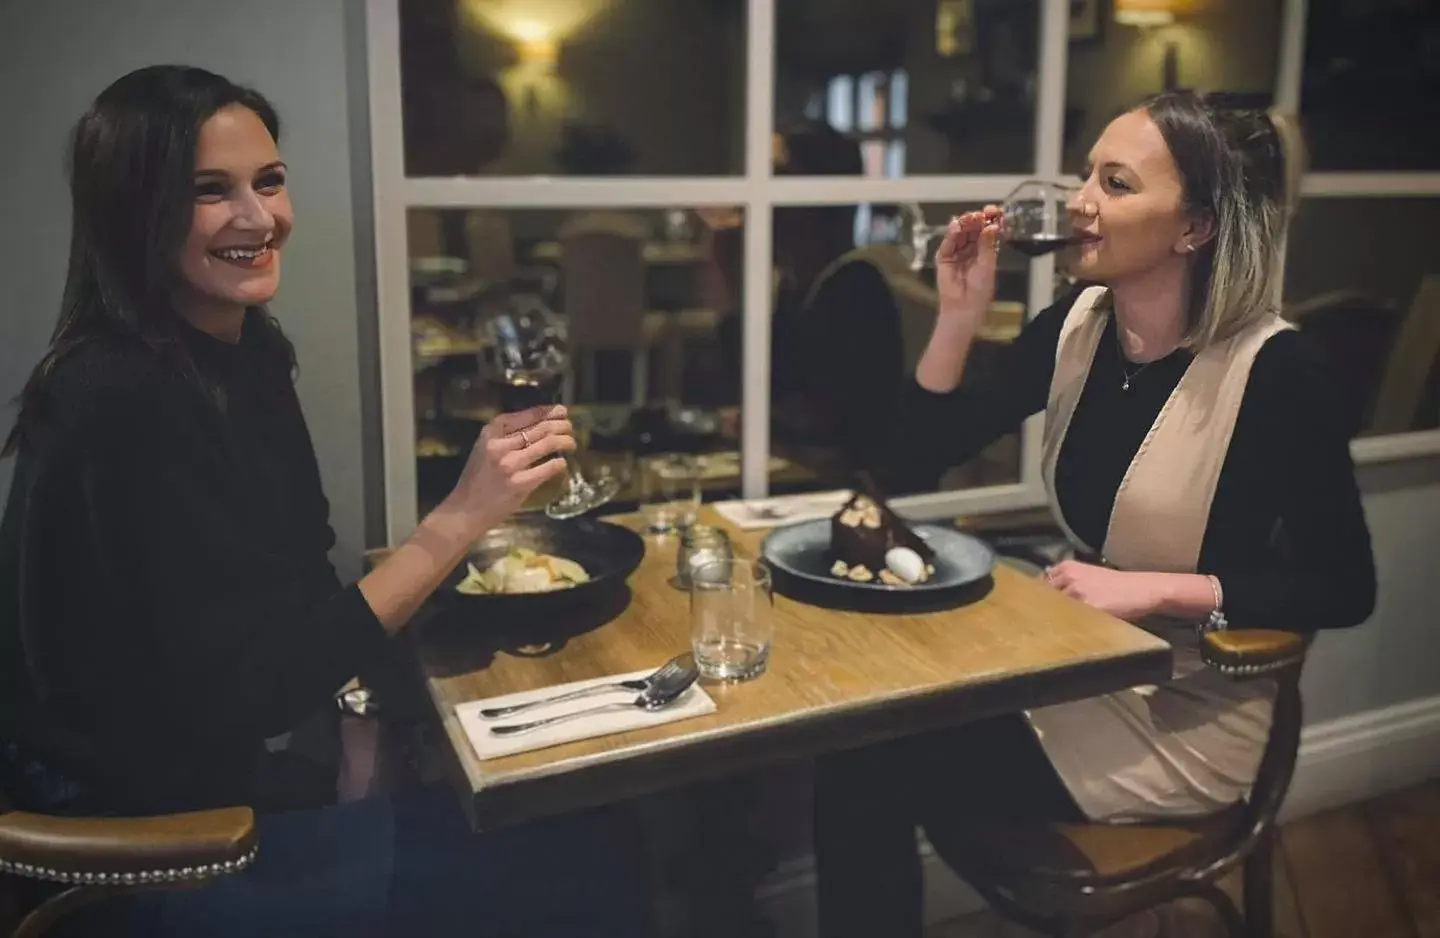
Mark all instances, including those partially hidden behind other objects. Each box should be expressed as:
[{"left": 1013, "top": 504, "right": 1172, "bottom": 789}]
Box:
[{"left": 2, "top": 65, "right": 296, "bottom": 456}]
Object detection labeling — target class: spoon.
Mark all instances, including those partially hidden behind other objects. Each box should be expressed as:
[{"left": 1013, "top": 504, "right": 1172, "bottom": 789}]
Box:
[
  {"left": 488, "top": 659, "right": 700, "bottom": 737},
  {"left": 478, "top": 653, "right": 695, "bottom": 720}
]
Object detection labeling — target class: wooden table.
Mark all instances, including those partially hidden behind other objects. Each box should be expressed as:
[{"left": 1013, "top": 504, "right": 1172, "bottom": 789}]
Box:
[{"left": 414, "top": 508, "right": 1172, "bottom": 831}]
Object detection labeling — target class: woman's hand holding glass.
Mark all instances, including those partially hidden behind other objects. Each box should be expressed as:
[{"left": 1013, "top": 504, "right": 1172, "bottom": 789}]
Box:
[
  {"left": 934, "top": 205, "right": 1003, "bottom": 326},
  {"left": 450, "top": 404, "right": 576, "bottom": 531}
]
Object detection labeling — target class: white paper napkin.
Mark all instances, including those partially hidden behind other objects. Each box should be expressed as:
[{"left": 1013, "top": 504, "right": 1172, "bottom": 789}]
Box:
[
  {"left": 456, "top": 669, "right": 718, "bottom": 761},
  {"left": 711, "top": 490, "right": 854, "bottom": 530}
]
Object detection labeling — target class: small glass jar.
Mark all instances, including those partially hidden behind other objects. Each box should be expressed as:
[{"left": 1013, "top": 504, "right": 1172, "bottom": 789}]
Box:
[{"left": 676, "top": 524, "right": 733, "bottom": 589}]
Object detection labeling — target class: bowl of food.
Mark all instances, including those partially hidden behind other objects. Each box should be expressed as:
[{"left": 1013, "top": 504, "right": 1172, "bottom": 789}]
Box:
[{"left": 441, "top": 512, "right": 646, "bottom": 622}]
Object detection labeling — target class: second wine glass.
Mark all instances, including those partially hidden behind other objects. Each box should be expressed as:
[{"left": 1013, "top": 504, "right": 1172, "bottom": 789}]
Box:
[{"left": 482, "top": 296, "right": 619, "bottom": 520}]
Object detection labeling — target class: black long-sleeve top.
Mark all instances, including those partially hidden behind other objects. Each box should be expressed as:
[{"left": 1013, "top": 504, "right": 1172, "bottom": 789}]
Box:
[
  {"left": 0, "top": 312, "right": 392, "bottom": 814},
  {"left": 904, "top": 287, "right": 1377, "bottom": 632}
]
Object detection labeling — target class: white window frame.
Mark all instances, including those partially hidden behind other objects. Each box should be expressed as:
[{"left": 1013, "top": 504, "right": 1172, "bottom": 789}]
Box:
[
  {"left": 1279, "top": 0, "right": 1440, "bottom": 466},
  {"left": 367, "top": 0, "right": 1440, "bottom": 544}
]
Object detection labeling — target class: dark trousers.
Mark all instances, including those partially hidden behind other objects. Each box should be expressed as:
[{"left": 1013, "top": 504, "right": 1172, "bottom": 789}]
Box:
[
  {"left": 53, "top": 783, "right": 653, "bottom": 938},
  {"left": 813, "top": 714, "right": 1083, "bottom": 938}
]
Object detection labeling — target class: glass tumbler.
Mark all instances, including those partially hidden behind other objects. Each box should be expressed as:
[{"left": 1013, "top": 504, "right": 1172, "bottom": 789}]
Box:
[{"left": 689, "top": 559, "right": 774, "bottom": 682}]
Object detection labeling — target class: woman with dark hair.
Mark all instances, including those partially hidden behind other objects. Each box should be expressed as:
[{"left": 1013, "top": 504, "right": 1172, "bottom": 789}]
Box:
[
  {"left": 0, "top": 65, "right": 647, "bottom": 937},
  {"left": 813, "top": 91, "right": 1377, "bottom": 936}
]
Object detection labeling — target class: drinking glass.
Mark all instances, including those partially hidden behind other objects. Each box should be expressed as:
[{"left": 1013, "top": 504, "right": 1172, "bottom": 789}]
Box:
[
  {"left": 899, "top": 181, "right": 1081, "bottom": 271},
  {"left": 480, "top": 295, "right": 619, "bottom": 519},
  {"left": 1001, "top": 180, "right": 1082, "bottom": 257},
  {"left": 639, "top": 453, "right": 701, "bottom": 533},
  {"left": 689, "top": 559, "right": 773, "bottom": 682},
  {"left": 898, "top": 202, "right": 951, "bottom": 272}
]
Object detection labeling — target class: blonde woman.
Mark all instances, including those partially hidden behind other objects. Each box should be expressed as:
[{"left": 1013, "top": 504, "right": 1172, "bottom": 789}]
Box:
[{"left": 814, "top": 91, "right": 1377, "bottom": 937}]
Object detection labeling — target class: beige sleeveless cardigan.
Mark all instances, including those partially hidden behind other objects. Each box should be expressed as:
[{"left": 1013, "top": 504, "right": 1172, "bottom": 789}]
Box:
[{"left": 1025, "top": 286, "right": 1292, "bottom": 821}]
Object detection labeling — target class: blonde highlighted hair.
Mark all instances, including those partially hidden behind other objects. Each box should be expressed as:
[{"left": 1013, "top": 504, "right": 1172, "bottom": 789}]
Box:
[{"left": 1138, "top": 91, "right": 1308, "bottom": 351}]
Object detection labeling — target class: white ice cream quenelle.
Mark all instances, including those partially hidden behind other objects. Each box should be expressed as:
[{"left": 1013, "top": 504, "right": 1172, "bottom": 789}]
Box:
[{"left": 884, "top": 546, "right": 927, "bottom": 585}]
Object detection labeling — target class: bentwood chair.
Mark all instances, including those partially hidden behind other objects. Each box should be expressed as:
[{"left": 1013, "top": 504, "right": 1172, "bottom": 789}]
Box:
[
  {"left": 937, "top": 629, "right": 1306, "bottom": 938},
  {"left": 945, "top": 513, "right": 1309, "bottom": 938},
  {"left": 0, "top": 789, "right": 256, "bottom": 938}
]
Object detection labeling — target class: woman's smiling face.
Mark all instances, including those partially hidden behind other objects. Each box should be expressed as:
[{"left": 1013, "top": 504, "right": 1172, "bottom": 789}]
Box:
[{"left": 176, "top": 104, "right": 293, "bottom": 315}]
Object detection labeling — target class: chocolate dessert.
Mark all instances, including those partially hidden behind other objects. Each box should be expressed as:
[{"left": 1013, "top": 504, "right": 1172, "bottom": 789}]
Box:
[{"left": 828, "top": 489, "right": 937, "bottom": 587}]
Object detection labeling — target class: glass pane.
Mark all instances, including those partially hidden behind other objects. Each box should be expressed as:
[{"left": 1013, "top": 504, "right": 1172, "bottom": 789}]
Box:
[
  {"left": 399, "top": 0, "right": 745, "bottom": 177},
  {"left": 1283, "top": 198, "right": 1440, "bottom": 437},
  {"left": 407, "top": 205, "right": 745, "bottom": 514},
  {"left": 767, "top": 202, "right": 1029, "bottom": 499},
  {"left": 1301, "top": 1, "right": 1440, "bottom": 170},
  {"left": 775, "top": 0, "right": 1040, "bottom": 175},
  {"left": 1062, "top": 0, "right": 1283, "bottom": 174}
]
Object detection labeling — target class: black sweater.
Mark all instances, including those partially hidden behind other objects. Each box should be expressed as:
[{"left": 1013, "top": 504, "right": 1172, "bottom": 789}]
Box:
[
  {"left": 904, "top": 287, "right": 1377, "bottom": 632},
  {"left": 0, "top": 313, "right": 391, "bottom": 813}
]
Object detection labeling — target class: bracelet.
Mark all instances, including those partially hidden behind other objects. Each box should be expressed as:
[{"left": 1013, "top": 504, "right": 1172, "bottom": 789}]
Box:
[{"left": 1198, "top": 575, "right": 1227, "bottom": 635}]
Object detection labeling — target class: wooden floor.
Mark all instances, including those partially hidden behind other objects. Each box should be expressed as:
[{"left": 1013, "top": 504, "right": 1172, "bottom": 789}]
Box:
[{"left": 930, "top": 780, "right": 1440, "bottom": 938}]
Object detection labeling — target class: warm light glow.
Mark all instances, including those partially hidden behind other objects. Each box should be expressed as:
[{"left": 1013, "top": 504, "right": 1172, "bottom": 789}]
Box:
[
  {"left": 517, "top": 37, "right": 559, "bottom": 67},
  {"left": 461, "top": 0, "right": 615, "bottom": 46},
  {"left": 1114, "top": 0, "right": 1207, "bottom": 27},
  {"left": 1116, "top": 9, "right": 1175, "bottom": 26},
  {"left": 508, "top": 18, "right": 552, "bottom": 43}
]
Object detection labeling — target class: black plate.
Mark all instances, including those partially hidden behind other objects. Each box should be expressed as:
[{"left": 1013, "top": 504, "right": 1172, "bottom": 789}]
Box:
[
  {"left": 440, "top": 512, "right": 645, "bottom": 621},
  {"left": 761, "top": 519, "right": 997, "bottom": 612}
]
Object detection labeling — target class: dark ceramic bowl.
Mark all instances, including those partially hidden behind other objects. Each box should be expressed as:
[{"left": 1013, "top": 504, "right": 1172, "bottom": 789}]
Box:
[{"left": 441, "top": 512, "right": 645, "bottom": 622}]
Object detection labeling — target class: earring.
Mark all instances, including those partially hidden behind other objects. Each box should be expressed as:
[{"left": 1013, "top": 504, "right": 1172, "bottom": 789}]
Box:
[{"left": 1184, "top": 243, "right": 1195, "bottom": 253}]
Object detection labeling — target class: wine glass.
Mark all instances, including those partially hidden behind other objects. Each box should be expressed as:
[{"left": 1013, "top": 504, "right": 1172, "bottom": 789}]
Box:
[
  {"left": 899, "top": 181, "right": 1081, "bottom": 270},
  {"left": 1001, "top": 180, "right": 1081, "bottom": 257},
  {"left": 898, "top": 202, "right": 951, "bottom": 272},
  {"left": 481, "top": 295, "right": 619, "bottom": 519}
]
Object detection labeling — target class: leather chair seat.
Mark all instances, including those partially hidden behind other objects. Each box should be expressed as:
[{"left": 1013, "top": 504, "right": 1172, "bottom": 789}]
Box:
[
  {"left": 0, "top": 808, "right": 255, "bottom": 880},
  {"left": 944, "top": 804, "right": 1244, "bottom": 886}
]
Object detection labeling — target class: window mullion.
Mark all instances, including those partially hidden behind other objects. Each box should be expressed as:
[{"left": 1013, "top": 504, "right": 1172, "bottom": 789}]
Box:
[{"left": 742, "top": 0, "right": 776, "bottom": 500}]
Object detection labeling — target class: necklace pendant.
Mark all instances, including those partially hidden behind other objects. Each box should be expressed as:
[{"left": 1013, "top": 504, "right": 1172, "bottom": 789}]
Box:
[{"left": 1122, "top": 377, "right": 1131, "bottom": 391}]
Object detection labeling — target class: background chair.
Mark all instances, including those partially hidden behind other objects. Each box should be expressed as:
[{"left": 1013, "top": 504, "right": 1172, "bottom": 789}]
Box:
[
  {"left": 0, "top": 790, "right": 256, "bottom": 938},
  {"left": 1286, "top": 275, "right": 1440, "bottom": 437},
  {"left": 558, "top": 213, "right": 671, "bottom": 407},
  {"left": 1370, "top": 274, "right": 1440, "bottom": 435}
]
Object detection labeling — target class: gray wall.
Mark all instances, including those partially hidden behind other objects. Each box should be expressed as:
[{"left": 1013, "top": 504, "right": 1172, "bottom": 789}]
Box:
[
  {"left": 1, "top": 2, "right": 1437, "bottom": 728},
  {"left": 0, "top": 0, "right": 377, "bottom": 578},
  {"left": 1303, "top": 458, "right": 1440, "bottom": 723}
]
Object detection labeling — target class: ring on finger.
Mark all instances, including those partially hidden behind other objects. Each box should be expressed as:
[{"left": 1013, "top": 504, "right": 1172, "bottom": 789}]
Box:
[{"left": 518, "top": 428, "right": 531, "bottom": 447}]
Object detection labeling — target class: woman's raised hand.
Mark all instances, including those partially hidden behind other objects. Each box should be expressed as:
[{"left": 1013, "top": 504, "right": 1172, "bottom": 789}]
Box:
[
  {"left": 452, "top": 405, "right": 575, "bottom": 527},
  {"left": 935, "top": 205, "right": 1003, "bottom": 324}
]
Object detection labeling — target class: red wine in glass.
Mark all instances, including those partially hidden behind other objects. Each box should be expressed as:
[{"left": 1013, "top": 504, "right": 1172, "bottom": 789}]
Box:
[
  {"left": 1007, "top": 233, "right": 1083, "bottom": 257},
  {"left": 1002, "top": 180, "right": 1080, "bottom": 258},
  {"left": 493, "top": 369, "right": 562, "bottom": 413},
  {"left": 481, "top": 296, "right": 618, "bottom": 519}
]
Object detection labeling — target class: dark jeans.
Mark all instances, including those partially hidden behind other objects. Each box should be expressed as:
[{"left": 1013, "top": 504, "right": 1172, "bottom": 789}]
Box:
[
  {"left": 51, "top": 784, "right": 653, "bottom": 938},
  {"left": 813, "top": 714, "right": 1083, "bottom": 938}
]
